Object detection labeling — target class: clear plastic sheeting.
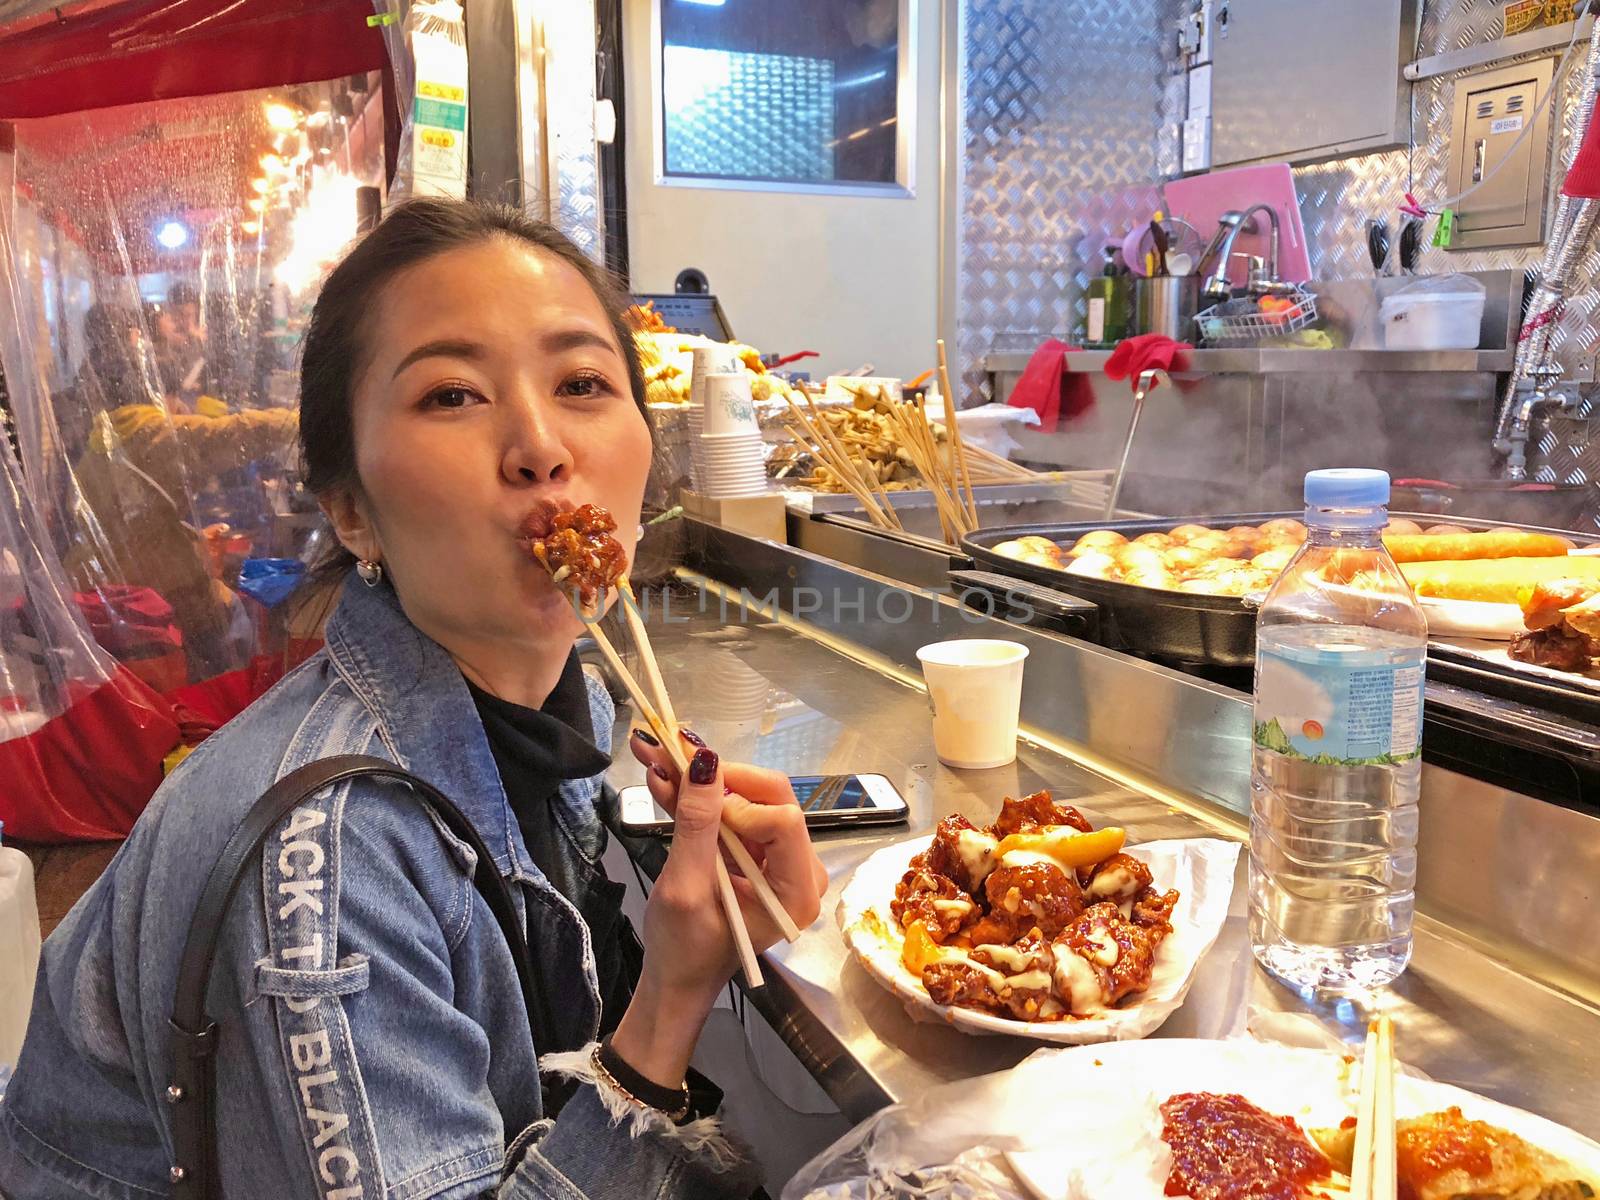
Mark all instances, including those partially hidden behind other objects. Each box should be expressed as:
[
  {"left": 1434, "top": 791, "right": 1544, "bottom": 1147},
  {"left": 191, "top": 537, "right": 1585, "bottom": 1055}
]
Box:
[{"left": 0, "top": 75, "right": 384, "bottom": 841}]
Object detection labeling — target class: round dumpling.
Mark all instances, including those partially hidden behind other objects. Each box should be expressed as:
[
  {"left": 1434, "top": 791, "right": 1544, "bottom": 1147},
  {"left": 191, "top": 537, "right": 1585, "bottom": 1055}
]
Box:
[
  {"left": 1071, "top": 529, "right": 1128, "bottom": 555},
  {"left": 1114, "top": 545, "right": 1168, "bottom": 574},
  {"left": 1132, "top": 531, "right": 1176, "bottom": 550},
  {"left": 1251, "top": 546, "right": 1297, "bottom": 573},
  {"left": 1162, "top": 545, "right": 1212, "bottom": 573},
  {"left": 1425, "top": 524, "right": 1470, "bottom": 536},
  {"left": 1206, "top": 567, "right": 1274, "bottom": 597},
  {"left": 1122, "top": 566, "right": 1180, "bottom": 591},
  {"left": 1257, "top": 518, "right": 1307, "bottom": 540},
  {"left": 1167, "top": 523, "right": 1212, "bottom": 543},
  {"left": 1185, "top": 531, "right": 1232, "bottom": 555},
  {"left": 1384, "top": 518, "right": 1423, "bottom": 536},
  {"left": 1064, "top": 550, "right": 1117, "bottom": 579}
]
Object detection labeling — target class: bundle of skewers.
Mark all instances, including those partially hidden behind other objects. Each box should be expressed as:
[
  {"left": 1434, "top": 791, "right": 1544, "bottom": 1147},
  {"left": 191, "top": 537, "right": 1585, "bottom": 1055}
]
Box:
[
  {"left": 778, "top": 341, "right": 1041, "bottom": 545},
  {"left": 520, "top": 500, "right": 799, "bottom": 987}
]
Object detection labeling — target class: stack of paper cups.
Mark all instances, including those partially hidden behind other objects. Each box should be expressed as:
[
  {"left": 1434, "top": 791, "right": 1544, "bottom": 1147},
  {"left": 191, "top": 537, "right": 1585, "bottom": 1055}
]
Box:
[
  {"left": 688, "top": 345, "right": 740, "bottom": 490},
  {"left": 697, "top": 372, "right": 766, "bottom": 498}
]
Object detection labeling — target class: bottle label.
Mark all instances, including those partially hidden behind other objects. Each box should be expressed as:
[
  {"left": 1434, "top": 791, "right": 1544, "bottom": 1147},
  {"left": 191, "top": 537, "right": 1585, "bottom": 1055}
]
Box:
[
  {"left": 1087, "top": 297, "right": 1106, "bottom": 343},
  {"left": 1253, "top": 646, "right": 1424, "bottom": 765}
]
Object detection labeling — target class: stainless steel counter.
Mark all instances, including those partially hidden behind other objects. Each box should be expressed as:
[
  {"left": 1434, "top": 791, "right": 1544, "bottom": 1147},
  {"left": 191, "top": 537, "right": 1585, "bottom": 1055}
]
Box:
[
  {"left": 603, "top": 526, "right": 1600, "bottom": 1138},
  {"left": 985, "top": 347, "right": 1516, "bottom": 376}
]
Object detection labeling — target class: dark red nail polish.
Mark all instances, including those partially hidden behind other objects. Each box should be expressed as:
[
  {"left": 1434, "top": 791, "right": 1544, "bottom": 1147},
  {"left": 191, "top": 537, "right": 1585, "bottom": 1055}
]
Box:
[
  {"left": 651, "top": 764, "right": 672, "bottom": 783},
  {"left": 689, "top": 747, "right": 718, "bottom": 785},
  {"left": 632, "top": 727, "right": 660, "bottom": 747},
  {"left": 679, "top": 728, "right": 706, "bottom": 748}
]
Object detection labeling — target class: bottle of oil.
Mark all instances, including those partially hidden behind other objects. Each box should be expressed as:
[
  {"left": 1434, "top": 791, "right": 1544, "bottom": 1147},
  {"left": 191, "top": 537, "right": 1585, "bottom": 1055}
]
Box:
[{"left": 1084, "top": 246, "right": 1129, "bottom": 347}]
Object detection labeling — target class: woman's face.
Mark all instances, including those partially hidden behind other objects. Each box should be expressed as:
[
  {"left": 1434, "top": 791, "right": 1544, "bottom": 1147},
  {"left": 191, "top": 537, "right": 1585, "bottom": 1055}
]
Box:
[{"left": 334, "top": 236, "right": 652, "bottom": 651}]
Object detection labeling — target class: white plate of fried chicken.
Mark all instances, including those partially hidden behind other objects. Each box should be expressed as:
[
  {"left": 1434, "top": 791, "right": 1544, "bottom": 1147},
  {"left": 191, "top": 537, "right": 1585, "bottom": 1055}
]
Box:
[{"left": 838, "top": 792, "right": 1238, "bottom": 1042}]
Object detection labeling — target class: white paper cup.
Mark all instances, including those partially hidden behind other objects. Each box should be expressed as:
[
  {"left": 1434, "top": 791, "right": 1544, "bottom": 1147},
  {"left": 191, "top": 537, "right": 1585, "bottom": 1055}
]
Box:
[
  {"left": 690, "top": 345, "right": 739, "bottom": 410},
  {"left": 702, "top": 372, "right": 758, "bottom": 435},
  {"left": 915, "top": 639, "right": 1029, "bottom": 769}
]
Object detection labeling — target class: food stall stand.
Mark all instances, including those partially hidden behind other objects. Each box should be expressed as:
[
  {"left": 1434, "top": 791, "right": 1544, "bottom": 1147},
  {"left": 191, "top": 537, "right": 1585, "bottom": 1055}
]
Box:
[{"left": 606, "top": 519, "right": 1600, "bottom": 1149}]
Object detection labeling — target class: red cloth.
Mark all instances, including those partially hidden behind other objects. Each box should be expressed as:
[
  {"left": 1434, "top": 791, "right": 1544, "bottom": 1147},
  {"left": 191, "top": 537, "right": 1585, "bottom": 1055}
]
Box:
[
  {"left": 0, "top": 665, "right": 180, "bottom": 842},
  {"left": 1103, "top": 334, "right": 1193, "bottom": 393},
  {"left": 1004, "top": 339, "right": 1097, "bottom": 432},
  {"left": 1563, "top": 108, "right": 1600, "bottom": 198}
]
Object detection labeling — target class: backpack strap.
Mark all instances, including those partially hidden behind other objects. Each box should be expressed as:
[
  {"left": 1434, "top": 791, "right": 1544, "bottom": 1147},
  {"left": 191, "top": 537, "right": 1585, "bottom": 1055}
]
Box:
[{"left": 167, "top": 755, "right": 547, "bottom": 1197}]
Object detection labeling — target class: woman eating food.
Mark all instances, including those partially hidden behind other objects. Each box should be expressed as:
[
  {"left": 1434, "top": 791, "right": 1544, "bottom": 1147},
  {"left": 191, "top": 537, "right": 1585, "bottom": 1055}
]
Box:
[{"left": 0, "top": 198, "right": 826, "bottom": 1198}]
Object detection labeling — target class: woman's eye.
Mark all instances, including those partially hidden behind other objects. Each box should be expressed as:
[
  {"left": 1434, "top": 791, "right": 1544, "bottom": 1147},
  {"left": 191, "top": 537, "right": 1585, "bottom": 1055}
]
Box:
[
  {"left": 559, "top": 373, "right": 610, "bottom": 399},
  {"left": 425, "top": 385, "right": 481, "bottom": 409}
]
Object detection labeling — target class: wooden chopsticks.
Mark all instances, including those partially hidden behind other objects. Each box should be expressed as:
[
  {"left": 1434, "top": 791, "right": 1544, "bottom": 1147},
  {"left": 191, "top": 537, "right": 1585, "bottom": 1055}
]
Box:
[
  {"left": 580, "top": 579, "right": 800, "bottom": 989},
  {"left": 1350, "top": 1016, "right": 1397, "bottom": 1200}
]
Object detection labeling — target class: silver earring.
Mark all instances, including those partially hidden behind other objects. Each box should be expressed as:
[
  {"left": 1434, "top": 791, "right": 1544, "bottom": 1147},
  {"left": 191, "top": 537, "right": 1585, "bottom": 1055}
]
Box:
[{"left": 356, "top": 558, "right": 383, "bottom": 587}]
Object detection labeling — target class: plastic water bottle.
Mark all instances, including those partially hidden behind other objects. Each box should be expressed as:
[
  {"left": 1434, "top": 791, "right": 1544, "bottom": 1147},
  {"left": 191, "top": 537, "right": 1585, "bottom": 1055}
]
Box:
[
  {"left": 1249, "top": 469, "right": 1426, "bottom": 993},
  {"left": 0, "top": 820, "right": 42, "bottom": 1067}
]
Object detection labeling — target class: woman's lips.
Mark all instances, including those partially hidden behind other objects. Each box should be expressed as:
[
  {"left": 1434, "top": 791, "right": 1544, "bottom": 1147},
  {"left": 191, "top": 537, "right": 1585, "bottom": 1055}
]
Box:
[{"left": 517, "top": 497, "right": 573, "bottom": 542}]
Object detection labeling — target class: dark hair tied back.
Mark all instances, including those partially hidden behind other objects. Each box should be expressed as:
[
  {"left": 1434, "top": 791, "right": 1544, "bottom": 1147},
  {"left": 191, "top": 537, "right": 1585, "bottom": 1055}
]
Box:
[{"left": 293, "top": 199, "right": 652, "bottom": 611}]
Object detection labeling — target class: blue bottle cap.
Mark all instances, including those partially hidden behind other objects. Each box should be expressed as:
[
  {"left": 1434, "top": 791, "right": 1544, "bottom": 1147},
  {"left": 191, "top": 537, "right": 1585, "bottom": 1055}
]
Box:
[{"left": 1304, "top": 468, "right": 1390, "bottom": 510}]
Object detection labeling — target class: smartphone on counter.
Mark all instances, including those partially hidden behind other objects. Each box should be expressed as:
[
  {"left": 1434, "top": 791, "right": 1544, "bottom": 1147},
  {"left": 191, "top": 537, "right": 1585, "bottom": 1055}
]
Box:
[{"left": 619, "top": 772, "right": 910, "bottom": 837}]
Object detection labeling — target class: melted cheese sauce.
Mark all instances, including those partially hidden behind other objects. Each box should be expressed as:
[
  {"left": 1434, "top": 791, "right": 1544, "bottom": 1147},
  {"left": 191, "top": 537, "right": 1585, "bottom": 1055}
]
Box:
[
  {"left": 1086, "top": 928, "right": 1120, "bottom": 966},
  {"left": 955, "top": 829, "right": 999, "bottom": 886},
  {"left": 997, "top": 848, "right": 1058, "bottom": 870},
  {"left": 1087, "top": 863, "right": 1137, "bottom": 899},
  {"left": 973, "top": 942, "right": 1034, "bottom": 971},
  {"left": 1051, "top": 943, "right": 1107, "bottom": 1014}
]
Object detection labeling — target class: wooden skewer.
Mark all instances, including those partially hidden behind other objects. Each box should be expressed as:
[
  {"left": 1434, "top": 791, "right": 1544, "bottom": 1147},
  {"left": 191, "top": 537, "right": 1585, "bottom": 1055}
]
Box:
[
  {"left": 937, "top": 339, "right": 979, "bottom": 526},
  {"left": 781, "top": 399, "right": 898, "bottom": 530},
  {"left": 581, "top": 602, "right": 766, "bottom": 988},
  {"left": 801, "top": 393, "right": 903, "bottom": 530},
  {"left": 618, "top": 583, "right": 801, "bottom": 945}
]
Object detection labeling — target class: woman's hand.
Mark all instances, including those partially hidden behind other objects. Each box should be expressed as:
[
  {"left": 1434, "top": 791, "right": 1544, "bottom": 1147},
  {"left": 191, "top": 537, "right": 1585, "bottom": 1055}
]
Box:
[{"left": 608, "top": 729, "right": 827, "bottom": 1089}]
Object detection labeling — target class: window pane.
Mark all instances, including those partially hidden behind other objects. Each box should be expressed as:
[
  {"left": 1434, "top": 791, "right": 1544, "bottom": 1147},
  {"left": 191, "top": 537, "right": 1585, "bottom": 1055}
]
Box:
[{"left": 660, "top": 0, "right": 900, "bottom": 186}]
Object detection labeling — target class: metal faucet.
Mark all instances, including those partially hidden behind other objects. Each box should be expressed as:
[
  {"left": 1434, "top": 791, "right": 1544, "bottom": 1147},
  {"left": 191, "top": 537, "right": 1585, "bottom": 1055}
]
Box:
[
  {"left": 1201, "top": 204, "right": 1282, "bottom": 302},
  {"left": 1492, "top": 365, "right": 1579, "bottom": 481}
]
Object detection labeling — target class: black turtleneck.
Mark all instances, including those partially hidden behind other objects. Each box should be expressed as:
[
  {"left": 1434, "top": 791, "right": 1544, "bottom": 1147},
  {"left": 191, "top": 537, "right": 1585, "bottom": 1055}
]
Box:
[{"left": 467, "top": 654, "right": 639, "bottom": 1030}]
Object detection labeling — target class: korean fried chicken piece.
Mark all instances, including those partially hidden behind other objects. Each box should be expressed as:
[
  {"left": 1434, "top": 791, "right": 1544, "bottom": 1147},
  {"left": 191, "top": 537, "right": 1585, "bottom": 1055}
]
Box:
[
  {"left": 1510, "top": 628, "right": 1595, "bottom": 673},
  {"left": 922, "top": 813, "right": 1000, "bottom": 894},
  {"left": 1129, "top": 885, "right": 1180, "bottom": 935},
  {"left": 923, "top": 934, "right": 1055, "bottom": 1021},
  {"left": 966, "top": 861, "right": 1086, "bottom": 944},
  {"left": 520, "top": 500, "right": 628, "bottom": 606},
  {"left": 891, "top": 867, "right": 978, "bottom": 942},
  {"left": 991, "top": 789, "right": 1093, "bottom": 837},
  {"left": 1049, "top": 901, "right": 1169, "bottom": 1015},
  {"left": 1083, "top": 852, "right": 1153, "bottom": 902},
  {"left": 1512, "top": 580, "right": 1600, "bottom": 673}
]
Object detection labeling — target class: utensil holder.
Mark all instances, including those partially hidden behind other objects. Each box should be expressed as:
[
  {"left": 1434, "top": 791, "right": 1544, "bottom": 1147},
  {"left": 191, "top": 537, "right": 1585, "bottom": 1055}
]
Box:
[{"left": 1135, "top": 275, "right": 1201, "bottom": 340}]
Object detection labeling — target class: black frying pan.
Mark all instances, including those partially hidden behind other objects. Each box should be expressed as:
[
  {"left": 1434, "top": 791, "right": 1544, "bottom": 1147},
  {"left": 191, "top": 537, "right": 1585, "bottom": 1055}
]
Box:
[{"left": 962, "top": 511, "right": 1594, "bottom": 667}]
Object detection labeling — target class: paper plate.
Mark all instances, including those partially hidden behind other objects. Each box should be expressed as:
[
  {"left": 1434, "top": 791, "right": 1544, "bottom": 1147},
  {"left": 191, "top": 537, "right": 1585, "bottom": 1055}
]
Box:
[
  {"left": 996, "top": 1039, "right": 1600, "bottom": 1200},
  {"left": 838, "top": 835, "right": 1239, "bottom": 1043}
]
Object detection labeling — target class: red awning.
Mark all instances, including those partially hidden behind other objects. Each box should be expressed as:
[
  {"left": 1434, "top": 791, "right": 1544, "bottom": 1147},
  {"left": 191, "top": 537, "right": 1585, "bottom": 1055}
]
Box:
[{"left": 0, "top": 0, "right": 388, "bottom": 120}]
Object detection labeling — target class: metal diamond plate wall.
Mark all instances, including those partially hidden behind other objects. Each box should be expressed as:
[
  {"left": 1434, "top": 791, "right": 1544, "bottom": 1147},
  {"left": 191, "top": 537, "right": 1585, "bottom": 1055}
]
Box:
[
  {"left": 541, "top": 0, "right": 604, "bottom": 260},
  {"left": 663, "top": 48, "right": 834, "bottom": 182},
  {"left": 959, "top": 0, "right": 1185, "bottom": 400}
]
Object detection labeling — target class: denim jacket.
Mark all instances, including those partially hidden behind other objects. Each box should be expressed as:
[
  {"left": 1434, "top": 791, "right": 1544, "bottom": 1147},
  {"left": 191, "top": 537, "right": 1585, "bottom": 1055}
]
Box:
[{"left": 0, "top": 575, "right": 755, "bottom": 1199}]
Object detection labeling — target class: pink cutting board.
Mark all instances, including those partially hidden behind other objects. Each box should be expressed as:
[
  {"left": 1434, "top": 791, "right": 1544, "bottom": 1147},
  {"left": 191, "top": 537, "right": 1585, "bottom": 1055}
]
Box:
[{"left": 1163, "top": 163, "right": 1312, "bottom": 286}]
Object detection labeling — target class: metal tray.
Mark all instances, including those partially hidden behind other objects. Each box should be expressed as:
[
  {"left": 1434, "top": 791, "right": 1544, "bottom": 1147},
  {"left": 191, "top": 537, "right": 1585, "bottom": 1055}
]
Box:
[{"left": 961, "top": 511, "right": 1596, "bottom": 668}]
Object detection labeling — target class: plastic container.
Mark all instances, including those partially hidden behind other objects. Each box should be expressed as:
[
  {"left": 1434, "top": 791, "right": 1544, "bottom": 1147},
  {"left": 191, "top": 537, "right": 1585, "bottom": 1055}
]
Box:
[
  {"left": 1379, "top": 274, "right": 1486, "bottom": 350},
  {"left": 1249, "top": 469, "right": 1427, "bottom": 994},
  {"left": 915, "top": 639, "right": 1029, "bottom": 769},
  {"left": 0, "top": 821, "right": 42, "bottom": 1067}
]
